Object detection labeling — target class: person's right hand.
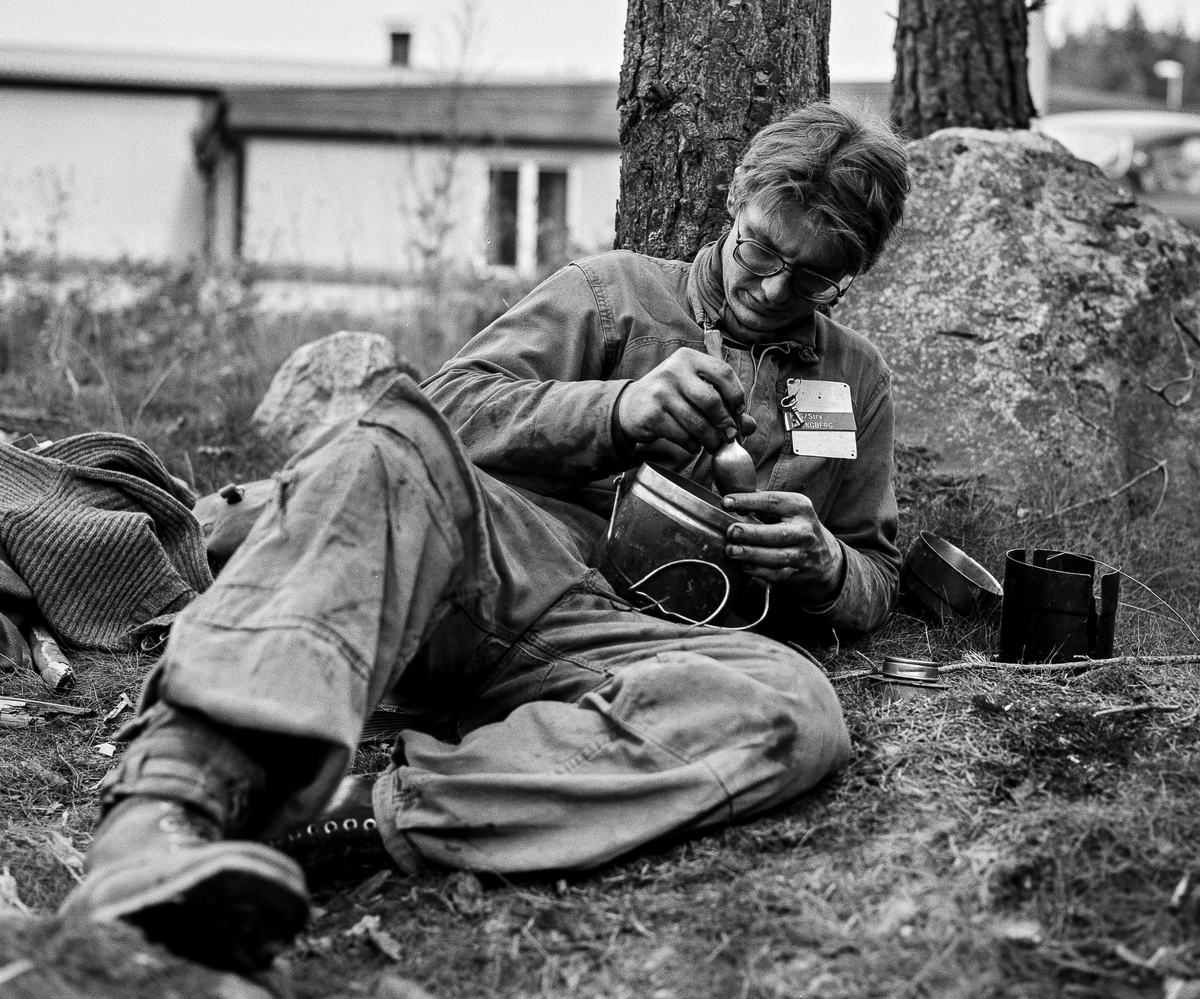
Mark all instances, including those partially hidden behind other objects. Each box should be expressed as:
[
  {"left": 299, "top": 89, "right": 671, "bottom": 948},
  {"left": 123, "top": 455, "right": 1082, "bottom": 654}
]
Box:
[{"left": 616, "top": 348, "right": 755, "bottom": 453}]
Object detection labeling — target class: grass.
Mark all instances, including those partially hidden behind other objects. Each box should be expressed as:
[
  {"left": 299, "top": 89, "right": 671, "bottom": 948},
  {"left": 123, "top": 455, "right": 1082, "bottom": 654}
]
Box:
[
  {"left": 2, "top": 259, "right": 1200, "bottom": 997},
  {"left": 0, "top": 256, "right": 533, "bottom": 495}
]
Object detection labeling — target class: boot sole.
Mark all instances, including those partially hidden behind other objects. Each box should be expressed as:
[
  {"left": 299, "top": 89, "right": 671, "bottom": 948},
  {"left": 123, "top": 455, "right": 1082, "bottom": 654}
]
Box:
[{"left": 62, "top": 842, "right": 309, "bottom": 972}]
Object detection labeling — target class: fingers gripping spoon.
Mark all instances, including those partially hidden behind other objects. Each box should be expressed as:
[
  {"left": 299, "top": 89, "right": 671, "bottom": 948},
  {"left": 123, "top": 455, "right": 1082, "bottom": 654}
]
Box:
[{"left": 699, "top": 321, "right": 756, "bottom": 495}]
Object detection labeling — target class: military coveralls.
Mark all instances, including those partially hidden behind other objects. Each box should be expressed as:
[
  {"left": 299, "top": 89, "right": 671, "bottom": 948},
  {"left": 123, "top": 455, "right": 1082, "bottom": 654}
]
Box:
[
  {"left": 424, "top": 248, "right": 901, "bottom": 641},
  {"left": 147, "top": 249, "right": 893, "bottom": 874}
]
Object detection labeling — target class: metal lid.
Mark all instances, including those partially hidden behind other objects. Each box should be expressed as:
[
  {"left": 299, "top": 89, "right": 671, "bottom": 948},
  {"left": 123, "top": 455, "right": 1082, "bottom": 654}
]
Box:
[{"left": 880, "top": 656, "right": 941, "bottom": 681}]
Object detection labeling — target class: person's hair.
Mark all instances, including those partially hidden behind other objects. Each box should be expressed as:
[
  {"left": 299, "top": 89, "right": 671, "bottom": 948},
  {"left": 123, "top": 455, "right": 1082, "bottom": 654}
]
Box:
[{"left": 726, "top": 100, "right": 910, "bottom": 274}]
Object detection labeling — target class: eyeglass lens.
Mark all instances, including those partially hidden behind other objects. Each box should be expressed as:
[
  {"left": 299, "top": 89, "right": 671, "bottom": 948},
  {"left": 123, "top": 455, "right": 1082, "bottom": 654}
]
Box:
[{"left": 734, "top": 239, "right": 842, "bottom": 302}]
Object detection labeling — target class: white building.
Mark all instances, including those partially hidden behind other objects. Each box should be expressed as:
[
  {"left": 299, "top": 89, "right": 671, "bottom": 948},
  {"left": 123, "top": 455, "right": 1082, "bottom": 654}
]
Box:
[
  {"left": 0, "top": 48, "right": 220, "bottom": 262},
  {"left": 0, "top": 43, "right": 621, "bottom": 278},
  {"left": 205, "top": 79, "right": 621, "bottom": 276}
]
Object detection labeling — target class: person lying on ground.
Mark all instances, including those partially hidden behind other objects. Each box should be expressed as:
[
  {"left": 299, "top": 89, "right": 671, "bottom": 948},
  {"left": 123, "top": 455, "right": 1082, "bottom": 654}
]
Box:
[{"left": 60, "top": 100, "right": 909, "bottom": 975}]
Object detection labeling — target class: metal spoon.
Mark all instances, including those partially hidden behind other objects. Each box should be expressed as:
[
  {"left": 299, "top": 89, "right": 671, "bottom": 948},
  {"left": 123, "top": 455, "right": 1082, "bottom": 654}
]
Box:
[{"left": 712, "top": 436, "right": 757, "bottom": 495}]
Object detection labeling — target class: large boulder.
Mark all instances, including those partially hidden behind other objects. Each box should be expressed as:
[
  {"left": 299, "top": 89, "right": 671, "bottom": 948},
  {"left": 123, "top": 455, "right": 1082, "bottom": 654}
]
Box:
[
  {"left": 253, "top": 330, "right": 419, "bottom": 454},
  {"left": 838, "top": 127, "right": 1200, "bottom": 523}
]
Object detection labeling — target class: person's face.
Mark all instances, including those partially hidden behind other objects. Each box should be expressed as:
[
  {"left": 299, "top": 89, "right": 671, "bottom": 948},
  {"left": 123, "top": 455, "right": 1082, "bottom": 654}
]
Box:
[{"left": 719, "top": 198, "right": 850, "bottom": 343}]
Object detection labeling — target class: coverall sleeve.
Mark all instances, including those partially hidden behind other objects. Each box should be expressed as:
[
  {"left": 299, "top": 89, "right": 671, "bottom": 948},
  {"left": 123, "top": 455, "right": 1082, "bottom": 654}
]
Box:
[
  {"left": 422, "top": 264, "right": 633, "bottom": 494},
  {"left": 779, "top": 370, "right": 900, "bottom": 643}
]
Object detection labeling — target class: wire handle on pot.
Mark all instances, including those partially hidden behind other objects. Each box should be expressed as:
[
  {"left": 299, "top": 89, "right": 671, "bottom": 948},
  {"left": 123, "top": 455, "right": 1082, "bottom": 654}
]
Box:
[
  {"left": 626, "top": 558, "right": 732, "bottom": 627},
  {"left": 624, "top": 560, "right": 772, "bottom": 632},
  {"left": 605, "top": 470, "right": 772, "bottom": 631},
  {"left": 606, "top": 472, "right": 626, "bottom": 546}
]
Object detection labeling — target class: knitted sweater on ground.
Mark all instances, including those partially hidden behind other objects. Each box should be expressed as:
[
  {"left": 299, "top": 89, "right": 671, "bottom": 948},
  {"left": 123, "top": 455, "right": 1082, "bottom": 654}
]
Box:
[{"left": 0, "top": 433, "right": 213, "bottom": 651}]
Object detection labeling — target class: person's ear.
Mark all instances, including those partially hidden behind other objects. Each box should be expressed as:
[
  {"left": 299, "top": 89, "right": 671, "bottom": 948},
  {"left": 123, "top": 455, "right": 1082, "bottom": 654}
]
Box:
[{"left": 724, "top": 168, "right": 746, "bottom": 215}]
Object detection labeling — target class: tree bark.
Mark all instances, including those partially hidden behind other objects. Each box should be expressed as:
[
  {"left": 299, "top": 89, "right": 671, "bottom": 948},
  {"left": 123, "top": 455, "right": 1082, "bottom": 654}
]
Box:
[
  {"left": 892, "top": 0, "right": 1035, "bottom": 140},
  {"left": 616, "top": 0, "right": 831, "bottom": 260}
]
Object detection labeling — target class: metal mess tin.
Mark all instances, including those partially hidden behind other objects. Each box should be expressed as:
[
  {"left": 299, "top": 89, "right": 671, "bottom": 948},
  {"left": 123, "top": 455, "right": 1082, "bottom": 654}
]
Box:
[
  {"left": 900, "top": 531, "right": 1002, "bottom": 621},
  {"left": 602, "top": 463, "right": 760, "bottom": 626},
  {"left": 880, "top": 656, "right": 941, "bottom": 681},
  {"left": 871, "top": 655, "right": 947, "bottom": 700}
]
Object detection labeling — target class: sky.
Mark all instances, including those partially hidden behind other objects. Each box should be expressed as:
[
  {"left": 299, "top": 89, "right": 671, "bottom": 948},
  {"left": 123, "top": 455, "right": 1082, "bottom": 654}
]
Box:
[{"left": 0, "top": 0, "right": 1196, "bottom": 82}]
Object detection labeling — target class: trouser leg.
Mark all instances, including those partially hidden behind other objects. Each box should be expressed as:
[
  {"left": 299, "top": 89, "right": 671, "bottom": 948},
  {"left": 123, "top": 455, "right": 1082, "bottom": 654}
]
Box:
[
  {"left": 68, "top": 377, "right": 594, "bottom": 968},
  {"left": 104, "top": 377, "right": 588, "bottom": 837},
  {"left": 374, "top": 582, "right": 851, "bottom": 873}
]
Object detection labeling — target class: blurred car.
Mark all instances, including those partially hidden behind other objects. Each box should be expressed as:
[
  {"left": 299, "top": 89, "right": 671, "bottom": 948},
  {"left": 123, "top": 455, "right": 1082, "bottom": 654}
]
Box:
[{"left": 1034, "top": 110, "right": 1200, "bottom": 231}]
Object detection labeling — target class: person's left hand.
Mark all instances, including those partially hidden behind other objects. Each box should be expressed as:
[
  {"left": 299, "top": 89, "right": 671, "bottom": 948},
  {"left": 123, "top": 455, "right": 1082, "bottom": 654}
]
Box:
[{"left": 721, "top": 490, "right": 844, "bottom": 597}]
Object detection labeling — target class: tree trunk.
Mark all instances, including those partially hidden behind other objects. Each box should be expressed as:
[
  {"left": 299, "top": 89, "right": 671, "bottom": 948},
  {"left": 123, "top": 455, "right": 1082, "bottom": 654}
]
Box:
[
  {"left": 616, "top": 0, "right": 831, "bottom": 260},
  {"left": 892, "top": 0, "right": 1035, "bottom": 140}
]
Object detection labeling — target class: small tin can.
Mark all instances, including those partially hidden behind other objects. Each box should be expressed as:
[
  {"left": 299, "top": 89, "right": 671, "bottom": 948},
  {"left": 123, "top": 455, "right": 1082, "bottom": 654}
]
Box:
[
  {"left": 871, "top": 655, "right": 946, "bottom": 701},
  {"left": 880, "top": 656, "right": 941, "bottom": 682}
]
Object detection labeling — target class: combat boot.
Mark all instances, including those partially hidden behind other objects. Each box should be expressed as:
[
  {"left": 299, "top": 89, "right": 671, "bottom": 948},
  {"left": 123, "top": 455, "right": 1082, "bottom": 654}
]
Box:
[
  {"left": 60, "top": 704, "right": 310, "bottom": 972},
  {"left": 63, "top": 795, "right": 309, "bottom": 971}
]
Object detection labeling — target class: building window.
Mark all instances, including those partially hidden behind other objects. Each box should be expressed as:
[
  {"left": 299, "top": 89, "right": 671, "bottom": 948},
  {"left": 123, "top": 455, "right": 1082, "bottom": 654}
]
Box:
[
  {"left": 537, "top": 170, "right": 568, "bottom": 266},
  {"left": 486, "top": 169, "right": 519, "bottom": 266},
  {"left": 390, "top": 32, "right": 411, "bottom": 67}
]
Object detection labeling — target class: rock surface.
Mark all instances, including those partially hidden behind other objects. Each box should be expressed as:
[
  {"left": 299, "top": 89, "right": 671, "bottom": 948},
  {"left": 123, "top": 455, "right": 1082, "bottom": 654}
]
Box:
[
  {"left": 253, "top": 331, "right": 418, "bottom": 454},
  {"left": 837, "top": 127, "right": 1200, "bottom": 522}
]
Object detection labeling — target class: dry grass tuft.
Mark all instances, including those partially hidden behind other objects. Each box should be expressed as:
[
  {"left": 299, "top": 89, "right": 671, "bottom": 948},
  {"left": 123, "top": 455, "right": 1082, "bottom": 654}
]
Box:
[{"left": 1, "top": 650, "right": 149, "bottom": 910}]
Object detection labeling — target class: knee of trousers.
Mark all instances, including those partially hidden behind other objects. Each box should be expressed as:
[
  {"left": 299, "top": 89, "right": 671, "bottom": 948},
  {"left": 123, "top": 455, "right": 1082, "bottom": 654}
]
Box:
[
  {"left": 702, "top": 631, "right": 843, "bottom": 704},
  {"left": 341, "top": 382, "right": 480, "bottom": 530},
  {"left": 751, "top": 645, "right": 852, "bottom": 775},
  {"left": 615, "top": 649, "right": 850, "bottom": 783}
]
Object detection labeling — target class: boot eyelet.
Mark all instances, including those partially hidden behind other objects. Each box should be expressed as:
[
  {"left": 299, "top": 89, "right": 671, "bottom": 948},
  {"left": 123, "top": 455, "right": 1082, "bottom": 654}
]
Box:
[
  {"left": 344, "top": 819, "right": 358, "bottom": 831},
  {"left": 305, "top": 824, "right": 316, "bottom": 836},
  {"left": 364, "top": 818, "right": 377, "bottom": 831}
]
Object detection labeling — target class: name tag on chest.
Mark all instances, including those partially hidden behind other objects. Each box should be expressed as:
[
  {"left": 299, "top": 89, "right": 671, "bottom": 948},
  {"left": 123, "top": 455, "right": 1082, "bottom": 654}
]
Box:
[{"left": 782, "top": 379, "right": 857, "bottom": 459}]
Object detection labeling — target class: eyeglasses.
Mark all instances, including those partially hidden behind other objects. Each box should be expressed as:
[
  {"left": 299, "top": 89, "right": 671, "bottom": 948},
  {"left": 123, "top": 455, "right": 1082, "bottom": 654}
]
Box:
[{"left": 732, "top": 222, "right": 855, "bottom": 305}]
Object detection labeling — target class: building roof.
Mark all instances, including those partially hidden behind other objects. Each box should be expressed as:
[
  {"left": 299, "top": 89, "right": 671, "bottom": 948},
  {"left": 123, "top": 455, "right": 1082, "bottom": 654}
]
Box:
[
  {"left": 829, "top": 79, "right": 892, "bottom": 112},
  {"left": 219, "top": 80, "right": 622, "bottom": 147},
  {"left": 0, "top": 42, "right": 620, "bottom": 147},
  {"left": 0, "top": 42, "right": 432, "bottom": 93},
  {"left": 1038, "top": 109, "right": 1200, "bottom": 145},
  {"left": 1043, "top": 85, "right": 1173, "bottom": 114}
]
